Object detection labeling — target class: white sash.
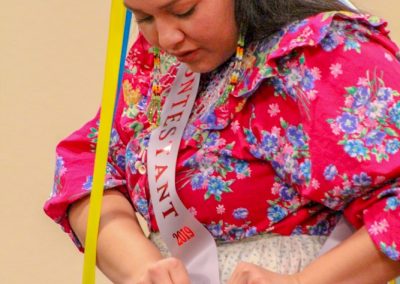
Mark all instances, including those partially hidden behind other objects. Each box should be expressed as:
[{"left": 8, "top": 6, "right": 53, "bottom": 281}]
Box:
[{"left": 147, "top": 64, "right": 220, "bottom": 284}]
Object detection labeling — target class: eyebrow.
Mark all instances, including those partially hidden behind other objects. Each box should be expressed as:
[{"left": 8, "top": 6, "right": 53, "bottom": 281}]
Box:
[{"left": 124, "top": 0, "right": 181, "bottom": 14}]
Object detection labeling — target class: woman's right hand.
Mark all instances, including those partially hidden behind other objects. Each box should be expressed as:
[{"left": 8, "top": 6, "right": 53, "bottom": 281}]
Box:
[{"left": 135, "top": 257, "right": 191, "bottom": 284}]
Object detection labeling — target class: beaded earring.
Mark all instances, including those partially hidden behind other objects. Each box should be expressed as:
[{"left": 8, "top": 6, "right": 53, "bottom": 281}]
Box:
[
  {"left": 147, "top": 30, "right": 246, "bottom": 128},
  {"left": 147, "top": 47, "right": 162, "bottom": 128},
  {"left": 216, "top": 31, "right": 245, "bottom": 107}
]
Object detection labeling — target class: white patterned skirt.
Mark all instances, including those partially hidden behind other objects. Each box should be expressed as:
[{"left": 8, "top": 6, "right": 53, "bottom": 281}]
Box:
[{"left": 150, "top": 233, "right": 327, "bottom": 283}]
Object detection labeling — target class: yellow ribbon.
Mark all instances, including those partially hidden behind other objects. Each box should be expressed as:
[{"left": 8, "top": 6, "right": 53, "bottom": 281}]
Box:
[{"left": 82, "top": 1, "right": 127, "bottom": 283}]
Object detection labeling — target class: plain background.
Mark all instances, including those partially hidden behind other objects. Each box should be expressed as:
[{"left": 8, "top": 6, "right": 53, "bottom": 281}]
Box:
[{"left": 1, "top": 1, "right": 399, "bottom": 283}]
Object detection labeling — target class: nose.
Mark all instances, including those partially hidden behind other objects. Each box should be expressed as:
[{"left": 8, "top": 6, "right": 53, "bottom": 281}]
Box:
[{"left": 156, "top": 20, "right": 185, "bottom": 52}]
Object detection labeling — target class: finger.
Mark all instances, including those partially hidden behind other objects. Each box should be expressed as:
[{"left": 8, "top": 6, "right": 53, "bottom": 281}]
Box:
[
  {"left": 166, "top": 258, "right": 191, "bottom": 284},
  {"left": 227, "top": 262, "right": 250, "bottom": 284}
]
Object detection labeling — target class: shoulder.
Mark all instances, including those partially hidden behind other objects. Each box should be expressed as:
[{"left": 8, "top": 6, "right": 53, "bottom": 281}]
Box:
[
  {"left": 269, "top": 11, "right": 392, "bottom": 59},
  {"left": 233, "top": 11, "right": 398, "bottom": 98}
]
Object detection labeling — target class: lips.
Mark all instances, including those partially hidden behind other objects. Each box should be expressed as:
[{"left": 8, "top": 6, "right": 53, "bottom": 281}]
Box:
[{"left": 172, "top": 49, "right": 200, "bottom": 63}]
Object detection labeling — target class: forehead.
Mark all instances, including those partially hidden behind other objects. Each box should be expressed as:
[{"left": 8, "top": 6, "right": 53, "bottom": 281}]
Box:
[{"left": 124, "top": 0, "right": 183, "bottom": 11}]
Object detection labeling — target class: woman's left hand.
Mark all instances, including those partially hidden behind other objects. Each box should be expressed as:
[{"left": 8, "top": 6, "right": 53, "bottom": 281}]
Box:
[{"left": 227, "top": 262, "right": 300, "bottom": 284}]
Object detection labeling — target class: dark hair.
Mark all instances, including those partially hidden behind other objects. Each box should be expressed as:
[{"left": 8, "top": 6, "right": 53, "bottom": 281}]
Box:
[{"left": 235, "top": 0, "right": 358, "bottom": 43}]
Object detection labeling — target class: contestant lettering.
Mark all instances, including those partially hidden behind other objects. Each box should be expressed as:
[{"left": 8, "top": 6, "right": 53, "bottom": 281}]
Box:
[
  {"left": 159, "top": 127, "right": 177, "bottom": 141},
  {"left": 163, "top": 111, "right": 184, "bottom": 127},
  {"left": 151, "top": 69, "right": 197, "bottom": 222},
  {"left": 178, "top": 78, "right": 194, "bottom": 95},
  {"left": 155, "top": 165, "right": 168, "bottom": 182},
  {"left": 171, "top": 93, "right": 190, "bottom": 109},
  {"left": 156, "top": 141, "right": 173, "bottom": 156},
  {"left": 157, "top": 182, "right": 170, "bottom": 202},
  {"left": 162, "top": 202, "right": 179, "bottom": 218}
]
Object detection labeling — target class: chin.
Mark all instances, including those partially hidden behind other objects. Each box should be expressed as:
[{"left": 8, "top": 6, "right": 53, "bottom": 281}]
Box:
[{"left": 185, "top": 61, "right": 217, "bottom": 74}]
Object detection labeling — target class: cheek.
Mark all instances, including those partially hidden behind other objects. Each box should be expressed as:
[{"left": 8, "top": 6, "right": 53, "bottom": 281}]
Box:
[{"left": 138, "top": 26, "right": 158, "bottom": 46}]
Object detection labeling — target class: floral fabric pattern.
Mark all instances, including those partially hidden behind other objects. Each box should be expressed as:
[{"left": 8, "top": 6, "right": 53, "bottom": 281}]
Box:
[{"left": 44, "top": 11, "right": 400, "bottom": 261}]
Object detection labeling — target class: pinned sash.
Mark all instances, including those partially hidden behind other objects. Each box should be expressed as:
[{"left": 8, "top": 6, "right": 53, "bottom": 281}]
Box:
[{"left": 147, "top": 64, "right": 220, "bottom": 284}]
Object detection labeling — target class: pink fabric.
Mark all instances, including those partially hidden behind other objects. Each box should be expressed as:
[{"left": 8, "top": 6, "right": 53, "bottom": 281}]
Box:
[{"left": 44, "top": 11, "right": 400, "bottom": 261}]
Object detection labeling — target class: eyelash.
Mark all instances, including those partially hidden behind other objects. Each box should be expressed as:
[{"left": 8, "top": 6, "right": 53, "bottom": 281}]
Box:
[
  {"left": 175, "top": 6, "right": 196, "bottom": 18},
  {"left": 135, "top": 5, "right": 196, "bottom": 24}
]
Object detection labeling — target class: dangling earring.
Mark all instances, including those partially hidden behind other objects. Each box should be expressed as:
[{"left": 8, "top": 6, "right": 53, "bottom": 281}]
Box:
[
  {"left": 147, "top": 47, "right": 162, "bottom": 128},
  {"left": 216, "top": 28, "right": 245, "bottom": 107}
]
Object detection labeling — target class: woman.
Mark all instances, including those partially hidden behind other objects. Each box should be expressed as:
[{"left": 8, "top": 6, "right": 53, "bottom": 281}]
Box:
[{"left": 44, "top": 0, "right": 400, "bottom": 283}]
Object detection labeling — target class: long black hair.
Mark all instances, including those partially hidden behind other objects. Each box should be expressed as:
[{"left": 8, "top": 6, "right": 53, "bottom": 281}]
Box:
[{"left": 235, "top": 0, "right": 358, "bottom": 43}]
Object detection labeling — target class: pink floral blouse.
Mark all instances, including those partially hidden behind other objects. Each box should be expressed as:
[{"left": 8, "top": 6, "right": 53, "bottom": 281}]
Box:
[{"left": 44, "top": 11, "right": 400, "bottom": 261}]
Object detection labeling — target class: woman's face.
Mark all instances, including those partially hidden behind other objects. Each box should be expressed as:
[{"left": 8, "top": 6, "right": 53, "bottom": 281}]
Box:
[{"left": 124, "top": 0, "right": 238, "bottom": 73}]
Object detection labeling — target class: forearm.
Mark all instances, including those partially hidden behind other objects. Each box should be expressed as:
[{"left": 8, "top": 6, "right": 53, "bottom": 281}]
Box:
[
  {"left": 69, "top": 189, "right": 163, "bottom": 284},
  {"left": 296, "top": 227, "right": 400, "bottom": 284}
]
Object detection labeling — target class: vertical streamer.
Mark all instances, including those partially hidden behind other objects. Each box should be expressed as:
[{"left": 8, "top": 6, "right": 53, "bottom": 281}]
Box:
[{"left": 82, "top": 1, "right": 130, "bottom": 283}]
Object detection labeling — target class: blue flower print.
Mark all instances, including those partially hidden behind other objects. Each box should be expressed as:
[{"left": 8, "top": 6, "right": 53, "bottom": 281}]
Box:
[
  {"left": 245, "top": 227, "right": 258, "bottom": 238},
  {"left": 235, "top": 160, "right": 249, "bottom": 176},
  {"left": 377, "top": 87, "right": 393, "bottom": 102},
  {"left": 244, "top": 128, "right": 258, "bottom": 145},
  {"left": 270, "top": 77, "right": 285, "bottom": 95},
  {"left": 110, "top": 128, "right": 120, "bottom": 147},
  {"left": 308, "top": 220, "right": 330, "bottom": 235},
  {"left": 52, "top": 155, "right": 66, "bottom": 196},
  {"left": 380, "top": 242, "right": 400, "bottom": 261},
  {"left": 136, "top": 197, "right": 149, "bottom": 216},
  {"left": 321, "top": 32, "right": 340, "bottom": 51},
  {"left": 328, "top": 72, "right": 400, "bottom": 162},
  {"left": 389, "top": 102, "right": 400, "bottom": 127},
  {"left": 286, "top": 126, "right": 306, "bottom": 147},
  {"left": 365, "top": 130, "right": 386, "bottom": 146},
  {"left": 228, "top": 227, "right": 245, "bottom": 239},
  {"left": 55, "top": 156, "right": 64, "bottom": 174},
  {"left": 344, "top": 38, "right": 361, "bottom": 52},
  {"left": 299, "top": 160, "right": 311, "bottom": 182},
  {"left": 116, "top": 154, "right": 126, "bottom": 170},
  {"left": 233, "top": 208, "right": 249, "bottom": 220},
  {"left": 267, "top": 204, "right": 288, "bottom": 223},
  {"left": 271, "top": 161, "right": 285, "bottom": 179},
  {"left": 337, "top": 113, "right": 359, "bottom": 134},
  {"left": 352, "top": 172, "right": 372, "bottom": 187},
  {"left": 385, "top": 196, "right": 400, "bottom": 211},
  {"left": 279, "top": 185, "right": 297, "bottom": 201},
  {"left": 106, "top": 163, "right": 118, "bottom": 175},
  {"left": 287, "top": 19, "right": 308, "bottom": 33},
  {"left": 220, "top": 154, "right": 233, "bottom": 170},
  {"left": 82, "top": 175, "right": 93, "bottom": 191},
  {"left": 386, "top": 139, "right": 400, "bottom": 154},
  {"left": 206, "top": 177, "right": 230, "bottom": 201},
  {"left": 301, "top": 69, "right": 315, "bottom": 91},
  {"left": 344, "top": 140, "right": 367, "bottom": 158},
  {"left": 207, "top": 222, "right": 223, "bottom": 238},
  {"left": 352, "top": 86, "right": 371, "bottom": 108},
  {"left": 204, "top": 132, "right": 219, "bottom": 147},
  {"left": 191, "top": 174, "right": 206, "bottom": 190},
  {"left": 202, "top": 110, "right": 217, "bottom": 128},
  {"left": 261, "top": 133, "right": 279, "bottom": 154},
  {"left": 126, "top": 144, "right": 139, "bottom": 174},
  {"left": 324, "top": 164, "right": 338, "bottom": 181}
]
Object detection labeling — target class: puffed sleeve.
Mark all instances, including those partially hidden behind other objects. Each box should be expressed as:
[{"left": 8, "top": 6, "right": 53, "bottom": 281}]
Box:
[
  {"left": 43, "top": 34, "right": 154, "bottom": 251},
  {"left": 275, "top": 20, "right": 400, "bottom": 260}
]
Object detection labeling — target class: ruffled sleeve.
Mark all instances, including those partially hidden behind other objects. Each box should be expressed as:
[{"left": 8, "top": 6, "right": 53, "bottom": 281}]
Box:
[
  {"left": 273, "top": 13, "right": 400, "bottom": 260},
  {"left": 43, "top": 34, "right": 154, "bottom": 251}
]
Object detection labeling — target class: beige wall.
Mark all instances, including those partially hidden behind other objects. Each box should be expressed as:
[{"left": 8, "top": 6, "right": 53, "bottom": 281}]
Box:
[{"left": 1, "top": 1, "right": 399, "bottom": 283}]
